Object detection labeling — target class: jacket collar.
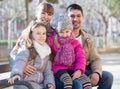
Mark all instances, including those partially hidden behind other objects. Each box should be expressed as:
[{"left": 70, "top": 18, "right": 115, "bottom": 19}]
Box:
[{"left": 79, "top": 29, "right": 89, "bottom": 47}]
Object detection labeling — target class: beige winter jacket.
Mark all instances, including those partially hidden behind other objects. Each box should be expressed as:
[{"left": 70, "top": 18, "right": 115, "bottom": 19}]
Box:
[{"left": 76, "top": 29, "right": 102, "bottom": 76}]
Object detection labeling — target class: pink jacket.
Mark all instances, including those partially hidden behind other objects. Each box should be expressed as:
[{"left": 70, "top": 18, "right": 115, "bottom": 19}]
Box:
[{"left": 48, "top": 34, "right": 86, "bottom": 75}]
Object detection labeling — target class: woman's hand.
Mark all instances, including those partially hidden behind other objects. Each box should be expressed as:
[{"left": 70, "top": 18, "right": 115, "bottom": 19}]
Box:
[
  {"left": 24, "top": 60, "right": 36, "bottom": 75},
  {"left": 8, "top": 75, "right": 20, "bottom": 84},
  {"left": 72, "top": 70, "right": 82, "bottom": 80}
]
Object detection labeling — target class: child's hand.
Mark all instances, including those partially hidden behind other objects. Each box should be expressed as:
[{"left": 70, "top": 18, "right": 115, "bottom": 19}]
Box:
[
  {"left": 72, "top": 70, "right": 82, "bottom": 80},
  {"left": 8, "top": 75, "right": 20, "bottom": 85},
  {"left": 47, "top": 83, "right": 55, "bottom": 89}
]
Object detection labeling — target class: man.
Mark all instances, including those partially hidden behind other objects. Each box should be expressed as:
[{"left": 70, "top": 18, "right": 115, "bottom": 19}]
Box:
[{"left": 66, "top": 4, "right": 113, "bottom": 89}]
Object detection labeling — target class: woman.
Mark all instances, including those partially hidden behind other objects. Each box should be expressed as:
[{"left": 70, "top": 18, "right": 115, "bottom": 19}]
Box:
[{"left": 9, "top": 2, "right": 55, "bottom": 67}]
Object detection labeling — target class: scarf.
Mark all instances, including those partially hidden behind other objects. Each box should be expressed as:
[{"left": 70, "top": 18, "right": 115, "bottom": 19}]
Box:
[
  {"left": 55, "top": 34, "right": 75, "bottom": 66},
  {"left": 33, "top": 40, "right": 51, "bottom": 59}
]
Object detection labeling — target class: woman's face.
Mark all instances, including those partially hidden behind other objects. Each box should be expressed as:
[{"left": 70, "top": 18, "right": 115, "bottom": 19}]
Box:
[
  {"left": 36, "top": 10, "right": 53, "bottom": 25},
  {"left": 32, "top": 26, "right": 46, "bottom": 45}
]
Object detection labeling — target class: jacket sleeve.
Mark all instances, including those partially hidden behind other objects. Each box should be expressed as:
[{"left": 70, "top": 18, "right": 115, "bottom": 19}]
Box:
[
  {"left": 10, "top": 47, "right": 30, "bottom": 77},
  {"left": 87, "top": 35, "right": 102, "bottom": 76},
  {"left": 8, "top": 35, "right": 24, "bottom": 68},
  {"left": 47, "top": 35, "right": 54, "bottom": 48},
  {"left": 73, "top": 40, "right": 86, "bottom": 74},
  {"left": 43, "top": 60, "right": 55, "bottom": 88}
]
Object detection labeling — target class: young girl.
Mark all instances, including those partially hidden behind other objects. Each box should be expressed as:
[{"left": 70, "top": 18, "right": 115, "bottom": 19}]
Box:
[
  {"left": 8, "top": 22, "right": 55, "bottom": 89},
  {"left": 48, "top": 15, "right": 92, "bottom": 89}
]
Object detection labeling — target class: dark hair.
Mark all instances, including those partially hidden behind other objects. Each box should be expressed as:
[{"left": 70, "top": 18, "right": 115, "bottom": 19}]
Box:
[
  {"left": 66, "top": 4, "right": 83, "bottom": 16},
  {"left": 33, "top": 2, "right": 54, "bottom": 24},
  {"left": 36, "top": 2, "right": 54, "bottom": 16}
]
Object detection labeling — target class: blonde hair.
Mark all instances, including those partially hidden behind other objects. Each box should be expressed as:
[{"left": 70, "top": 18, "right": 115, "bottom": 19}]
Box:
[{"left": 23, "top": 22, "right": 46, "bottom": 59}]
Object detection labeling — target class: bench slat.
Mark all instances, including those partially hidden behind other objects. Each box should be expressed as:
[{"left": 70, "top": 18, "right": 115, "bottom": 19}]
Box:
[{"left": 0, "top": 62, "right": 11, "bottom": 73}]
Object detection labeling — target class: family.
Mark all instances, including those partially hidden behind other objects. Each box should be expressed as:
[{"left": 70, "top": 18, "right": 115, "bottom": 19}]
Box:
[{"left": 8, "top": 2, "right": 113, "bottom": 89}]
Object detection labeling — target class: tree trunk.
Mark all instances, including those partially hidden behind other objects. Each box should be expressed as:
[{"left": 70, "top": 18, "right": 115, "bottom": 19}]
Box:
[
  {"left": 25, "top": 0, "right": 29, "bottom": 25},
  {"left": 1, "top": 9, "right": 5, "bottom": 39},
  {"left": 96, "top": 10, "right": 108, "bottom": 48},
  {"left": 39, "top": 0, "right": 44, "bottom": 3}
]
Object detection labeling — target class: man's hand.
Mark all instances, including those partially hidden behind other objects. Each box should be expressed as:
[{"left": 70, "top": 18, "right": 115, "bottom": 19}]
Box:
[
  {"left": 72, "top": 70, "right": 82, "bottom": 80},
  {"left": 89, "top": 72, "right": 100, "bottom": 86},
  {"left": 24, "top": 60, "right": 36, "bottom": 75},
  {"left": 47, "top": 83, "right": 55, "bottom": 89}
]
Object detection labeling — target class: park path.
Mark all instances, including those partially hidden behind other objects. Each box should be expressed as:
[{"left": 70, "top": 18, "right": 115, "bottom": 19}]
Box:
[{"left": 93, "top": 53, "right": 120, "bottom": 89}]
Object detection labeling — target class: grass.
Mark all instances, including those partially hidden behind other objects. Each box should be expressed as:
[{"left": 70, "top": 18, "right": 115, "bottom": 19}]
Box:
[{"left": 0, "top": 40, "right": 17, "bottom": 46}]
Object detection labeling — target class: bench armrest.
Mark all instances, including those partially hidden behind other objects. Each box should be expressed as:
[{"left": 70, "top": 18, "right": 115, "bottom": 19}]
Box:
[{"left": 0, "top": 79, "right": 34, "bottom": 89}]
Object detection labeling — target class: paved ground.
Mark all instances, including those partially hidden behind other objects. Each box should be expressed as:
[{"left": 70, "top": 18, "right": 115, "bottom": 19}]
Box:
[
  {"left": 100, "top": 53, "right": 120, "bottom": 89},
  {"left": 93, "top": 53, "right": 120, "bottom": 89},
  {"left": 0, "top": 53, "right": 120, "bottom": 89}
]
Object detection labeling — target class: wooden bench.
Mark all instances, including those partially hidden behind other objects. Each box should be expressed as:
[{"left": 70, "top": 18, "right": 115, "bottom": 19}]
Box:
[
  {"left": 0, "top": 62, "right": 34, "bottom": 89},
  {"left": 0, "top": 62, "right": 11, "bottom": 73}
]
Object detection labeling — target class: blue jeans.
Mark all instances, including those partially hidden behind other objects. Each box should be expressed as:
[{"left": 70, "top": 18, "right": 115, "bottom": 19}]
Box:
[
  {"left": 55, "top": 78, "right": 82, "bottom": 89},
  {"left": 85, "top": 70, "right": 113, "bottom": 89}
]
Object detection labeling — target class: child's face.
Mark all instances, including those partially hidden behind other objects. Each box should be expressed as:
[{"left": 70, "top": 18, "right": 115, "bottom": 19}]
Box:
[
  {"left": 36, "top": 10, "right": 53, "bottom": 25},
  {"left": 32, "top": 26, "right": 46, "bottom": 45},
  {"left": 58, "top": 29, "right": 72, "bottom": 38}
]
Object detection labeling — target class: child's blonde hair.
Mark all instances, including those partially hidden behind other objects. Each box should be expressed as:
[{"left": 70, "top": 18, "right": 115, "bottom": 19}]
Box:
[{"left": 23, "top": 22, "right": 46, "bottom": 59}]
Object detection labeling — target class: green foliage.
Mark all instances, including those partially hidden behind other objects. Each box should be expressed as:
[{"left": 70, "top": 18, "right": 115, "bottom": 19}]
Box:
[
  {"left": 103, "top": 0, "right": 116, "bottom": 10},
  {"left": 46, "top": 0, "right": 58, "bottom": 3},
  {"left": 1, "top": 0, "right": 25, "bottom": 18},
  {"left": 103, "top": 0, "right": 120, "bottom": 17},
  {"left": 0, "top": 40, "right": 17, "bottom": 46},
  {"left": 10, "top": 9, "right": 15, "bottom": 17}
]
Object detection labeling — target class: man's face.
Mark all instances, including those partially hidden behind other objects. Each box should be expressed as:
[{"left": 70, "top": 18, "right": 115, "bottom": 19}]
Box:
[{"left": 68, "top": 9, "right": 84, "bottom": 30}]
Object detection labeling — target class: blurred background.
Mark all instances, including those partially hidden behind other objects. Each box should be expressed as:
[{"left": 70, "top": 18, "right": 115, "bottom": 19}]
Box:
[{"left": 0, "top": 0, "right": 120, "bottom": 89}]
